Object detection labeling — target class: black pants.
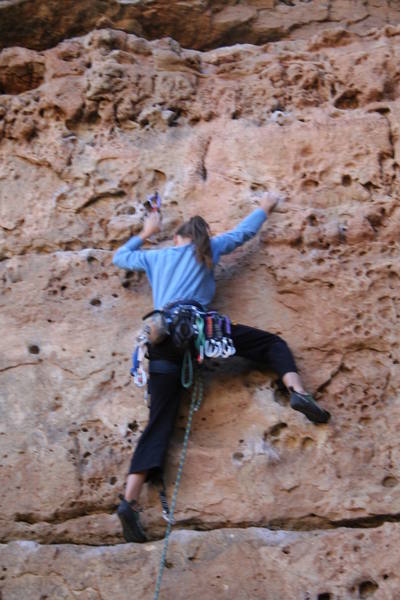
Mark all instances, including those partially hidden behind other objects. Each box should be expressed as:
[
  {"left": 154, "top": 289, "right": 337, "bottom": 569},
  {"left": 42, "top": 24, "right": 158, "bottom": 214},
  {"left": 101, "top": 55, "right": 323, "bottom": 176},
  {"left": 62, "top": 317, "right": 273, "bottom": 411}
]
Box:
[{"left": 128, "top": 323, "right": 297, "bottom": 476}]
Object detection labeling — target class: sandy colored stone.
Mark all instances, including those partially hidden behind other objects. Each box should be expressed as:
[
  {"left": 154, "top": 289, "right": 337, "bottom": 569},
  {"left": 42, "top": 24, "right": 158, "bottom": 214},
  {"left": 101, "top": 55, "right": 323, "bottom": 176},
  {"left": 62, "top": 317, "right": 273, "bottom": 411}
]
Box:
[
  {"left": 0, "top": 47, "right": 45, "bottom": 95},
  {"left": 1, "top": 26, "right": 400, "bottom": 545},
  {"left": 213, "top": 5, "right": 258, "bottom": 31},
  {"left": 0, "top": 16, "right": 400, "bottom": 600},
  {"left": 1, "top": 525, "right": 400, "bottom": 599}
]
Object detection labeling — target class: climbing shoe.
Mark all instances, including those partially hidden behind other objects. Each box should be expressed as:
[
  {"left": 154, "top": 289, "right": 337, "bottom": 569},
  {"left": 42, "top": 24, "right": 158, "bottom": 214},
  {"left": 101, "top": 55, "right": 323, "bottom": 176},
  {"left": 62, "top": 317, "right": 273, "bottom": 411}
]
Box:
[
  {"left": 117, "top": 496, "right": 147, "bottom": 543},
  {"left": 289, "top": 389, "right": 331, "bottom": 424}
]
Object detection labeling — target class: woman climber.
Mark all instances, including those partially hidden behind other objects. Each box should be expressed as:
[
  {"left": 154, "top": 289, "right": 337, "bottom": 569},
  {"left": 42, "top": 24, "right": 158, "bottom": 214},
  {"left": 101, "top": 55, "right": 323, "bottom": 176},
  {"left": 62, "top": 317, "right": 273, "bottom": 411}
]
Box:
[{"left": 112, "top": 191, "right": 330, "bottom": 543}]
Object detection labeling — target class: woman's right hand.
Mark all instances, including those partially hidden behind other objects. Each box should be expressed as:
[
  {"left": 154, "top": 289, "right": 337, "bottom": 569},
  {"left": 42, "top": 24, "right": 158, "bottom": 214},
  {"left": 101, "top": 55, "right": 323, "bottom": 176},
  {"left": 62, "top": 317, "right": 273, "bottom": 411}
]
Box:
[
  {"left": 259, "top": 191, "right": 285, "bottom": 215},
  {"left": 140, "top": 212, "right": 161, "bottom": 240}
]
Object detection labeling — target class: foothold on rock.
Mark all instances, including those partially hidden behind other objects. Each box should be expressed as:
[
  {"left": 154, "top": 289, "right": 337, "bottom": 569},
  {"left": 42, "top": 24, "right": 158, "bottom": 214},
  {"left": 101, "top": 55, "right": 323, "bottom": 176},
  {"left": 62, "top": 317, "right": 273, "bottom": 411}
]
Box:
[
  {"left": 359, "top": 580, "right": 379, "bottom": 597},
  {"left": 90, "top": 298, "right": 102, "bottom": 306},
  {"left": 382, "top": 476, "right": 398, "bottom": 488},
  {"left": 28, "top": 344, "right": 40, "bottom": 355}
]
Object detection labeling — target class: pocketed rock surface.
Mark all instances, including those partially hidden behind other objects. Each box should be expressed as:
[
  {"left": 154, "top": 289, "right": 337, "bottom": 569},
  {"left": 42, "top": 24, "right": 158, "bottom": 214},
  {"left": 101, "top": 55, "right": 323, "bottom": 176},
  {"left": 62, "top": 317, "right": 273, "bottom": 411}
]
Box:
[{"left": 0, "top": 14, "right": 400, "bottom": 600}]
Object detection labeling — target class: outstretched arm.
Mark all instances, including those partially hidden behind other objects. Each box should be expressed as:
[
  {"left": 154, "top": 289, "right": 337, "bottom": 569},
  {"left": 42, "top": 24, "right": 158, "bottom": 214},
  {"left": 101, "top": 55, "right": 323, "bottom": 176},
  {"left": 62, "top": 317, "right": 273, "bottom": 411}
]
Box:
[
  {"left": 112, "top": 212, "right": 161, "bottom": 271},
  {"left": 212, "top": 191, "right": 284, "bottom": 262}
]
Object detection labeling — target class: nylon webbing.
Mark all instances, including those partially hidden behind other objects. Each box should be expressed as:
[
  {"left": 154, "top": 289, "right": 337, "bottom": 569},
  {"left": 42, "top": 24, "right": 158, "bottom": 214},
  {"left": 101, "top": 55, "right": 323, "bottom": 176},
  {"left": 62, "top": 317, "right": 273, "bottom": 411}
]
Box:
[{"left": 153, "top": 372, "right": 203, "bottom": 600}]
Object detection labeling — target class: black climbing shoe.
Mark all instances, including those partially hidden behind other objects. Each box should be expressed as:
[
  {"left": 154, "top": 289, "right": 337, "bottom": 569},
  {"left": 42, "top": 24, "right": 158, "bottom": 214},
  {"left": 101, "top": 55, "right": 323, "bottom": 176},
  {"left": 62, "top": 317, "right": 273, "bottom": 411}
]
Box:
[
  {"left": 289, "top": 389, "right": 331, "bottom": 424},
  {"left": 117, "top": 497, "right": 147, "bottom": 543}
]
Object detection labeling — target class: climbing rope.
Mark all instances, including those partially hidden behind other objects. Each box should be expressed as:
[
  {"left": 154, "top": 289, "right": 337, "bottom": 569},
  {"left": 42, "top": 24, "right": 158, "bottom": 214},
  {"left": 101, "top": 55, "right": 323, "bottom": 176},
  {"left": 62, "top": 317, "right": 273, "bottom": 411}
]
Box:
[
  {"left": 153, "top": 372, "right": 204, "bottom": 600},
  {"left": 181, "top": 349, "right": 193, "bottom": 388}
]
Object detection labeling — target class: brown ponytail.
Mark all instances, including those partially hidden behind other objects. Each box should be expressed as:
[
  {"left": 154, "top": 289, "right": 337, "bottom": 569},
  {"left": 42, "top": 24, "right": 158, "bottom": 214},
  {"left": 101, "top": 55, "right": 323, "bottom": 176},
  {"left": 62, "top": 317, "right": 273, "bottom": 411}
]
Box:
[{"left": 176, "top": 216, "right": 213, "bottom": 269}]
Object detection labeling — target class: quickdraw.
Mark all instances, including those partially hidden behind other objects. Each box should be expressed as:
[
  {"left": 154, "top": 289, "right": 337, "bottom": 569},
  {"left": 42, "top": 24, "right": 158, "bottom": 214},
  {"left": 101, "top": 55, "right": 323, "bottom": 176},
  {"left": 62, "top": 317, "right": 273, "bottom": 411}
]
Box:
[
  {"left": 194, "top": 315, "right": 205, "bottom": 364},
  {"left": 130, "top": 332, "right": 148, "bottom": 388},
  {"left": 204, "top": 311, "right": 236, "bottom": 359}
]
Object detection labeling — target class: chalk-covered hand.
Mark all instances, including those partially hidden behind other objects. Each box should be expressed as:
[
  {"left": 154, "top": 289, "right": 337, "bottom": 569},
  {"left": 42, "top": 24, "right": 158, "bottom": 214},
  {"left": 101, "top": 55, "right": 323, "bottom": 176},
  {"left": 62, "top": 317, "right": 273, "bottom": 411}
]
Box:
[
  {"left": 259, "top": 191, "right": 285, "bottom": 215},
  {"left": 140, "top": 212, "right": 161, "bottom": 240}
]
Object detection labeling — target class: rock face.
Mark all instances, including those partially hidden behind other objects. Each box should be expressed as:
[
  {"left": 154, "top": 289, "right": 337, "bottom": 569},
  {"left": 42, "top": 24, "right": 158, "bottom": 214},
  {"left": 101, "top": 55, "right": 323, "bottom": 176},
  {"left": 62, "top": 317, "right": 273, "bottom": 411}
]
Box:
[
  {"left": 1, "top": 0, "right": 400, "bottom": 51},
  {"left": 1, "top": 13, "right": 400, "bottom": 600},
  {"left": 1, "top": 525, "right": 399, "bottom": 599}
]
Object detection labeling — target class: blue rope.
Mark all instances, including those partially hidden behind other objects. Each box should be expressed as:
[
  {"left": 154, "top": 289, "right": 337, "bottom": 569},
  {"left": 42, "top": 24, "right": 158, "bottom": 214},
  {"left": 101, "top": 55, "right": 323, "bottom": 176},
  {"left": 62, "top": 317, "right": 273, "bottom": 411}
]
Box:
[{"left": 153, "top": 373, "right": 203, "bottom": 600}]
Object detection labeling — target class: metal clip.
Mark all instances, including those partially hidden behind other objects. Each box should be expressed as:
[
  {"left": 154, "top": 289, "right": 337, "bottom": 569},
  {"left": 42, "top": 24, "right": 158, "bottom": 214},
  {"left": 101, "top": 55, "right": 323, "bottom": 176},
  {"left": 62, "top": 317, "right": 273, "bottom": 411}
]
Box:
[
  {"left": 162, "top": 510, "right": 176, "bottom": 525},
  {"left": 147, "top": 191, "right": 162, "bottom": 212},
  {"left": 134, "top": 368, "right": 147, "bottom": 387},
  {"left": 221, "top": 337, "right": 231, "bottom": 358},
  {"left": 205, "top": 339, "right": 219, "bottom": 358},
  {"left": 228, "top": 338, "right": 236, "bottom": 356}
]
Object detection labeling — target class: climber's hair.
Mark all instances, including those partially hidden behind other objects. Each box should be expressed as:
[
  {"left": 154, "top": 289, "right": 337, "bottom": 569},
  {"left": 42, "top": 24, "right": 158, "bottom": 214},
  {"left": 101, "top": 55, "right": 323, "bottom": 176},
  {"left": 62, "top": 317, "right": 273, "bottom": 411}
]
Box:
[{"left": 176, "top": 216, "right": 213, "bottom": 269}]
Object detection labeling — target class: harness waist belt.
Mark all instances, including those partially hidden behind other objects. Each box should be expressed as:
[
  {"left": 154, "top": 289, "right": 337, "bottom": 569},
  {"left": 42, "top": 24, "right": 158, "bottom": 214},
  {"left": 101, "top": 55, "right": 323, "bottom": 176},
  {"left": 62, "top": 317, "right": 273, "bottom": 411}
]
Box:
[
  {"left": 149, "top": 360, "right": 181, "bottom": 375},
  {"left": 163, "top": 299, "right": 206, "bottom": 312}
]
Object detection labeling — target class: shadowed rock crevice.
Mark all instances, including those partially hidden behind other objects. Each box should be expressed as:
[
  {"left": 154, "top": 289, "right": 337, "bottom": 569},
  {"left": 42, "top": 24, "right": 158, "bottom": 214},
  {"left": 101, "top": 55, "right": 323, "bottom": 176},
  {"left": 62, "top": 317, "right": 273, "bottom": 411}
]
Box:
[
  {"left": 0, "top": 49, "right": 45, "bottom": 95},
  {"left": 1, "top": 0, "right": 400, "bottom": 52},
  {"left": 4, "top": 505, "right": 400, "bottom": 546}
]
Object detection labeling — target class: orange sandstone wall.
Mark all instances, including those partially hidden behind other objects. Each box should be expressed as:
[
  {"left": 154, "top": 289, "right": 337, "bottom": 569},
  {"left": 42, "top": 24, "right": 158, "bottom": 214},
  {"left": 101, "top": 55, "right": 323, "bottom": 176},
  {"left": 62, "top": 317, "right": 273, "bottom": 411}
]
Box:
[{"left": 0, "top": 5, "right": 400, "bottom": 599}]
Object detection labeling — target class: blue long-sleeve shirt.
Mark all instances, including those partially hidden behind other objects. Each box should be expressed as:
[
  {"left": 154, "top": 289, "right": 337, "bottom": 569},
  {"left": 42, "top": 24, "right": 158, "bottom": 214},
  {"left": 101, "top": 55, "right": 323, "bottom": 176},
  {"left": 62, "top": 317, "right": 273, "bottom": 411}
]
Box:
[{"left": 113, "top": 208, "right": 267, "bottom": 309}]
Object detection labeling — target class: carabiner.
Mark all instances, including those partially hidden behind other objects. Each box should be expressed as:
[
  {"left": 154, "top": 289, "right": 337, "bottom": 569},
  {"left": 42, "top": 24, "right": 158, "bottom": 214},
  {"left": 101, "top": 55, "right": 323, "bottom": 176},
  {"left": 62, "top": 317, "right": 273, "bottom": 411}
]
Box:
[
  {"left": 205, "top": 339, "right": 215, "bottom": 358},
  {"left": 162, "top": 510, "right": 176, "bottom": 525},
  {"left": 134, "top": 367, "right": 147, "bottom": 387},
  {"left": 221, "top": 337, "right": 231, "bottom": 358},
  {"left": 213, "top": 340, "right": 222, "bottom": 358},
  {"left": 205, "top": 339, "right": 219, "bottom": 358},
  {"left": 147, "top": 191, "right": 161, "bottom": 212}
]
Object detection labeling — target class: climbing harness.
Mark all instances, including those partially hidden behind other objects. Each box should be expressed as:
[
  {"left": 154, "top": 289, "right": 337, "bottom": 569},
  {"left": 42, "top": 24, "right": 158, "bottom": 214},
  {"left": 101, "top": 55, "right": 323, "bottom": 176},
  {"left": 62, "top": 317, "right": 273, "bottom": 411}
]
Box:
[
  {"left": 130, "top": 303, "right": 236, "bottom": 391},
  {"left": 153, "top": 371, "right": 204, "bottom": 600}
]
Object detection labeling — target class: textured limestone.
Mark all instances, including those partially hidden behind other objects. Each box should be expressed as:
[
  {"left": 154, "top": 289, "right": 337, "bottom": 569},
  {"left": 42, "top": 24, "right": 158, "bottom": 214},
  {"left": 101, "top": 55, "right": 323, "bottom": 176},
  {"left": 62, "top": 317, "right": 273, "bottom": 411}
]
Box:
[
  {"left": 1, "top": 19, "right": 400, "bottom": 600},
  {"left": 1, "top": 525, "right": 400, "bottom": 599},
  {"left": 1, "top": 0, "right": 400, "bottom": 52}
]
